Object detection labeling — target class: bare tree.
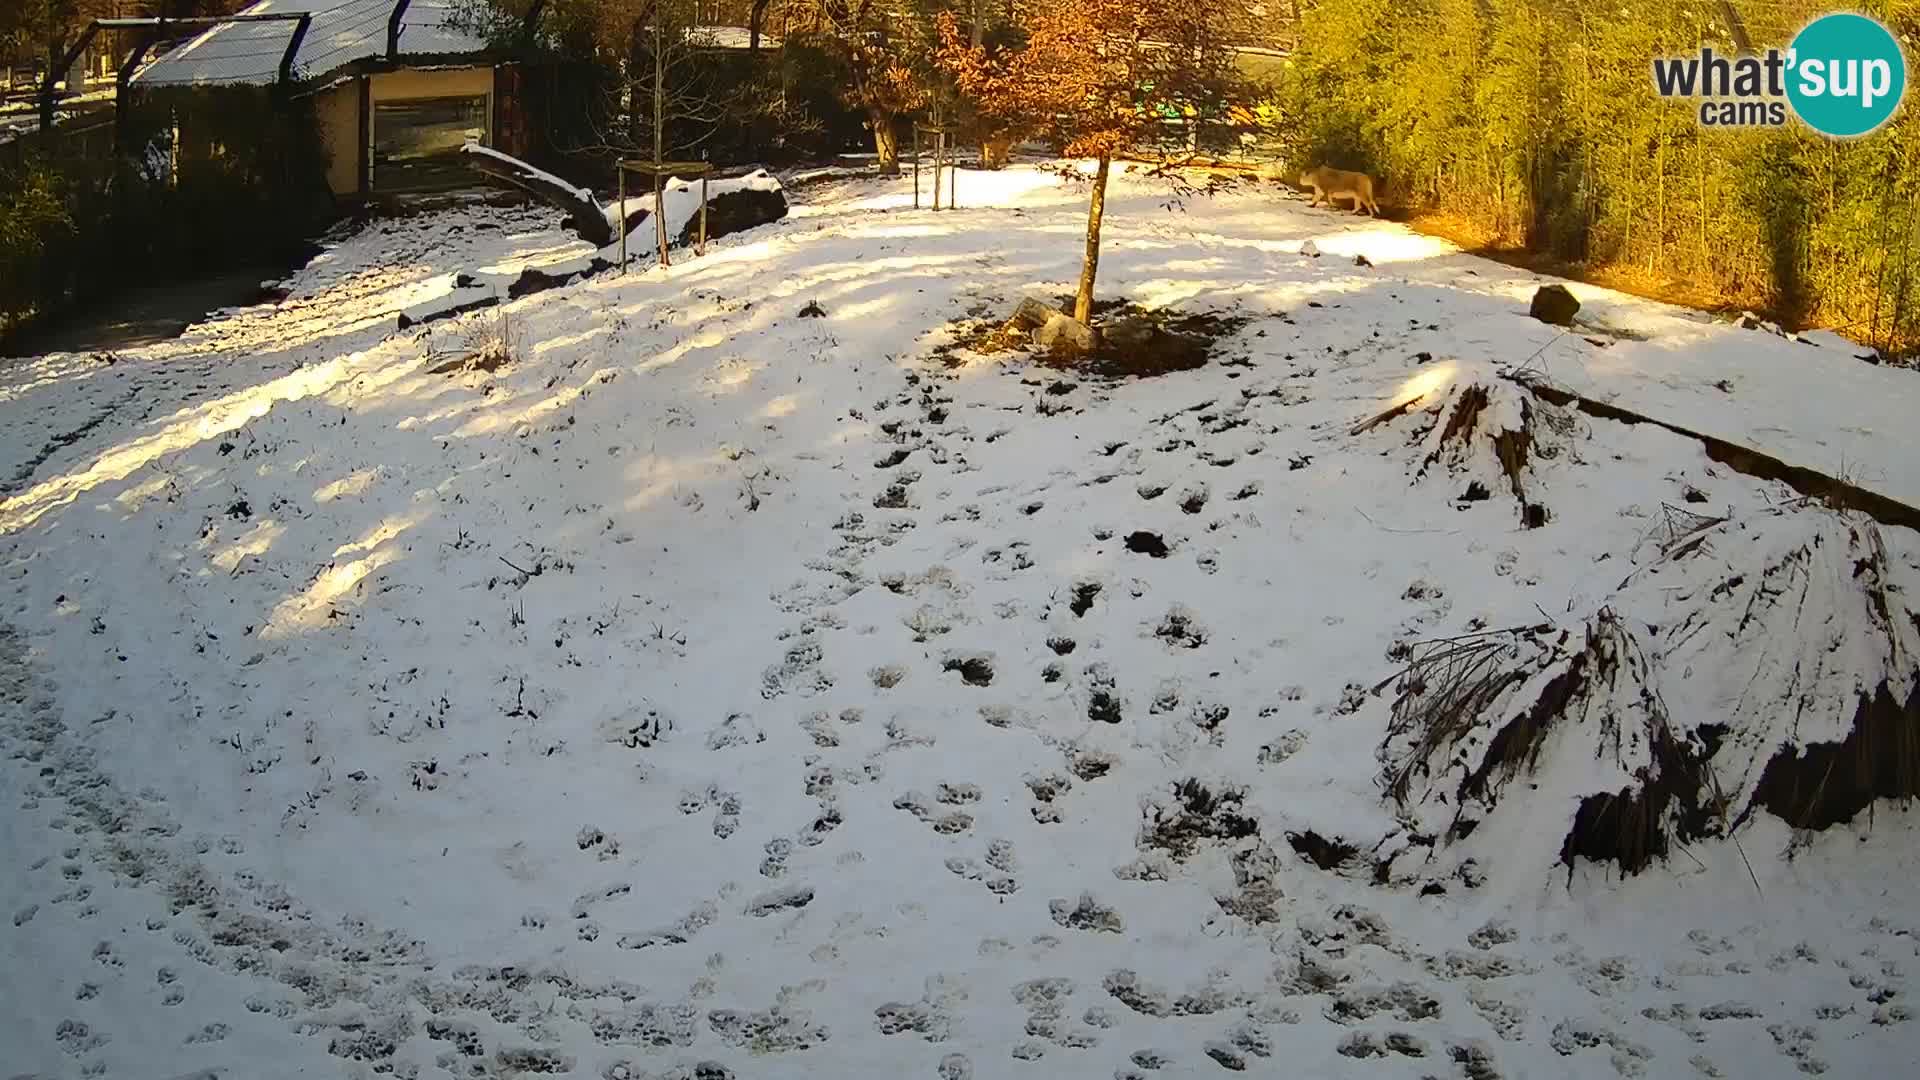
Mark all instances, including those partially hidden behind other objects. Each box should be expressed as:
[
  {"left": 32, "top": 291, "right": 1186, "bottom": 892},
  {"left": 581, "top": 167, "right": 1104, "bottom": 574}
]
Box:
[{"left": 455, "top": 0, "right": 732, "bottom": 164}]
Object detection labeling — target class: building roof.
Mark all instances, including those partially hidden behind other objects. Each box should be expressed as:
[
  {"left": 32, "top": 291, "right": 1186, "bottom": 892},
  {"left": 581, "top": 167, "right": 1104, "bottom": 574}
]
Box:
[{"left": 132, "top": 0, "right": 487, "bottom": 87}]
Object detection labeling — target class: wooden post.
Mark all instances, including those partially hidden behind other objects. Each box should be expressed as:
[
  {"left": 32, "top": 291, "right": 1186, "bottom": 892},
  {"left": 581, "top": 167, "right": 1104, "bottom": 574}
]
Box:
[
  {"left": 618, "top": 164, "right": 627, "bottom": 271},
  {"left": 654, "top": 170, "right": 669, "bottom": 268},
  {"left": 115, "top": 30, "right": 159, "bottom": 158},
  {"left": 652, "top": 14, "right": 667, "bottom": 269},
  {"left": 913, "top": 125, "right": 920, "bottom": 209},
  {"left": 698, "top": 174, "right": 708, "bottom": 256}
]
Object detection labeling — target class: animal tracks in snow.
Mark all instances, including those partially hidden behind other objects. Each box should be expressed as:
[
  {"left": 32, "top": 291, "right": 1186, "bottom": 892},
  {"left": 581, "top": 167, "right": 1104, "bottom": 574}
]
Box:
[{"left": 2, "top": 176, "right": 1913, "bottom": 1080}]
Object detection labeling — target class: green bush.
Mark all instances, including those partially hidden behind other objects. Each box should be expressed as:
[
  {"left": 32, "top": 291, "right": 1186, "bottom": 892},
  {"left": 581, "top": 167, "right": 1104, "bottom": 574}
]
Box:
[{"left": 0, "top": 154, "right": 75, "bottom": 332}]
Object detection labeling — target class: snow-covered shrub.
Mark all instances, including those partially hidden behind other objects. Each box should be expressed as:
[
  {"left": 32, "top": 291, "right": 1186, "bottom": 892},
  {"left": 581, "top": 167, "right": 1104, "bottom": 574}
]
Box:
[
  {"left": 1377, "top": 503, "right": 1920, "bottom": 879},
  {"left": 1353, "top": 360, "right": 1575, "bottom": 528}
]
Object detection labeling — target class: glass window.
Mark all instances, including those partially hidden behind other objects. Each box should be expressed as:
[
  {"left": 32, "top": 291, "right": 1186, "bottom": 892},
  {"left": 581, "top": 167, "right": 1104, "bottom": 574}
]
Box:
[{"left": 372, "top": 95, "right": 489, "bottom": 193}]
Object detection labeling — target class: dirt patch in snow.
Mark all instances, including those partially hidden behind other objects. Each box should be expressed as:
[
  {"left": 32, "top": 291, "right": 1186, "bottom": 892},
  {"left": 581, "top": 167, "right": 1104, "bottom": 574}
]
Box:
[
  {"left": 1139, "top": 779, "right": 1261, "bottom": 861},
  {"left": 933, "top": 298, "right": 1249, "bottom": 380}
]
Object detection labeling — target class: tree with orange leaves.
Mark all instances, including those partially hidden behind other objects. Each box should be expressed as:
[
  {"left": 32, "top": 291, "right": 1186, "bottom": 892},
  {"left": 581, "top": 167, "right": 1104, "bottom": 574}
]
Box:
[
  {"left": 939, "top": 0, "right": 1263, "bottom": 327},
  {"left": 932, "top": 10, "right": 1028, "bottom": 169}
]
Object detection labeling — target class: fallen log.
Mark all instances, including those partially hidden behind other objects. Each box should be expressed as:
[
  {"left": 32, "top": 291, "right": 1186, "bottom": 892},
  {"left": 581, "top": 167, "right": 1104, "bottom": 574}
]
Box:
[
  {"left": 1509, "top": 373, "right": 1920, "bottom": 533},
  {"left": 461, "top": 143, "right": 613, "bottom": 248}
]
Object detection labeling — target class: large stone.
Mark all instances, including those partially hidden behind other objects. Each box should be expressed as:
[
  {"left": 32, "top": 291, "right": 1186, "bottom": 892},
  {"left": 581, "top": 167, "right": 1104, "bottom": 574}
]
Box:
[
  {"left": 677, "top": 185, "right": 789, "bottom": 247},
  {"left": 1036, "top": 313, "right": 1096, "bottom": 355},
  {"left": 507, "top": 257, "right": 614, "bottom": 300},
  {"left": 1528, "top": 284, "right": 1580, "bottom": 326},
  {"left": 1098, "top": 315, "right": 1159, "bottom": 353},
  {"left": 1010, "top": 296, "right": 1063, "bottom": 330}
]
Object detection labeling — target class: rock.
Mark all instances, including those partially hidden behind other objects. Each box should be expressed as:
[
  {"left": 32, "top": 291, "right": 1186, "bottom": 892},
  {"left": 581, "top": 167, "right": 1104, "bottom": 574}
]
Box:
[
  {"left": 508, "top": 266, "right": 569, "bottom": 300},
  {"left": 1354, "top": 254, "right": 1373, "bottom": 267},
  {"left": 1528, "top": 284, "right": 1580, "bottom": 326},
  {"left": 1300, "top": 240, "right": 1321, "bottom": 258},
  {"left": 1036, "top": 313, "right": 1095, "bottom": 355},
  {"left": 677, "top": 182, "right": 788, "bottom": 247},
  {"left": 1734, "top": 310, "right": 1788, "bottom": 336},
  {"left": 1098, "top": 315, "right": 1158, "bottom": 353},
  {"left": 397, "top": 291, "right": 497, "bottom": 331},
  {"left": 798, "top": 300, "right": 827, "bottom": 318},
  {"left": 1010, "top": 296, "right": 1062, "bottom": 330},
  {"left": 507, "top": 257, "right": 614, "bottom": 300}
]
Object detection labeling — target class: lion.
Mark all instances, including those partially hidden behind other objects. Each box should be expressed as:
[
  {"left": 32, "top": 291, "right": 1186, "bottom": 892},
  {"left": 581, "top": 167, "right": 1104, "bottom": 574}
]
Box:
[{"left": 1298, "top": 165, "right": 1380, "bottom": 216}]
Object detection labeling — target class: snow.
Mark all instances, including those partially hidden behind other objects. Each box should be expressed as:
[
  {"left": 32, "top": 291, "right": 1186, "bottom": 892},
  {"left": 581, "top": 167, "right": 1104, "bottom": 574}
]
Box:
[
  {"left": 131, "top": 0, "right": 485, "bottom": 87},
  {"left": 3, "top": 164, "right": 1918, "bottom": 1080}
]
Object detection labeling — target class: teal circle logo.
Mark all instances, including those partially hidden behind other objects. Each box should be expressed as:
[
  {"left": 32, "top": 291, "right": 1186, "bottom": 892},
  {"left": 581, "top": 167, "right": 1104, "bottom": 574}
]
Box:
[{"left": 1787, "top": 13, "right": 1907, "bottom": 137}]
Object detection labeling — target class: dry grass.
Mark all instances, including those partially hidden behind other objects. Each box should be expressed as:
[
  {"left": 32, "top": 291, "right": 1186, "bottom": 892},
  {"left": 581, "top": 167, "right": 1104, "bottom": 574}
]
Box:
[
  {"left": 1360, "top": 371, "right": 1561, "bottom": 528},
  {"left": 1749, "top": 683, "right": 1920, "bottom": 830},
  {"left": 1379, "top": 614, "right": 1726, "bottom": 876},
  {"left": 1739, "top": 523, "right": 1920, "bottom": 831},
  {"left": 1383, "top": 503, "right": 1920, "bottom": 879},
  {"left": 1377, "top": 626, "right": 1549, "bottom": 806},
  {"left": 428, "top": 306, "right": 523, "bottom": 375}
]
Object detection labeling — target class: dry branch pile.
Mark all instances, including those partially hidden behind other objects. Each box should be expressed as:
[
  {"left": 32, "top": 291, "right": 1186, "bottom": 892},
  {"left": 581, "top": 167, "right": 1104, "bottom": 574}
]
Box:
[{"left": 1376, "top": 503, "right": 1920, "bottom": 880}]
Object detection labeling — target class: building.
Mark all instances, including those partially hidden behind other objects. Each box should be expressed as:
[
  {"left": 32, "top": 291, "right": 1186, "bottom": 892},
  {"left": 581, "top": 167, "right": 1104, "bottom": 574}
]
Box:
[{"left": 131, "top": 0, "right": 529, "bottom": 198}]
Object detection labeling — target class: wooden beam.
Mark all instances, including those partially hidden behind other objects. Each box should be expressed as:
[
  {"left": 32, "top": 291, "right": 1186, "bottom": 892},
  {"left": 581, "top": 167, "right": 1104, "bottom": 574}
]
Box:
[
  {"left": 281, "top": 14, "right": 312, "bottom": 84},
  {"left": 357, "top": 75, "right": 371, "bottom": 196},
  {"left": 40, "top": 22, "right": 100, "bottom": 133},
  {"left": 464, "top": 144, "right": 614, "bottom": 247},
  {"left": 387, "top": 0, "right": 412, "bottom": 59},
  {"left": 114, "top": 27, "right": 162, "bottom": 156}
]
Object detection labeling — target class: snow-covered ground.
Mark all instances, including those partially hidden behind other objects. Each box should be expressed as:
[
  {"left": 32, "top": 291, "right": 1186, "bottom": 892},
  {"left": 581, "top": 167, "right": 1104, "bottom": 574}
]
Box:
[{"left": 3, "top": 164, "right": 1917, "bottom": 1080}]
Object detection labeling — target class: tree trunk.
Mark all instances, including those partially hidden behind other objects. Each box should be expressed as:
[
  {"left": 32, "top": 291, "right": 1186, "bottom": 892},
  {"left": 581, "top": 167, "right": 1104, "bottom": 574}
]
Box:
[
  {"left": 872, "top": 110, "right": 899, "bottom": 174},
  {"left": 1074, "top": 155, "right": 1112, "bottom": 325},
  {"left": 750, "top": 0, "right": 771, "bottom": 55}
]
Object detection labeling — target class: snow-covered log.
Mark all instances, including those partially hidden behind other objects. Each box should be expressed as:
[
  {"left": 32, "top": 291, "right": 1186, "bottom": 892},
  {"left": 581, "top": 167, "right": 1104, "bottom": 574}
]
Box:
[{"left": 461, "top": 143, "right": 613, "bottom": 248}]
